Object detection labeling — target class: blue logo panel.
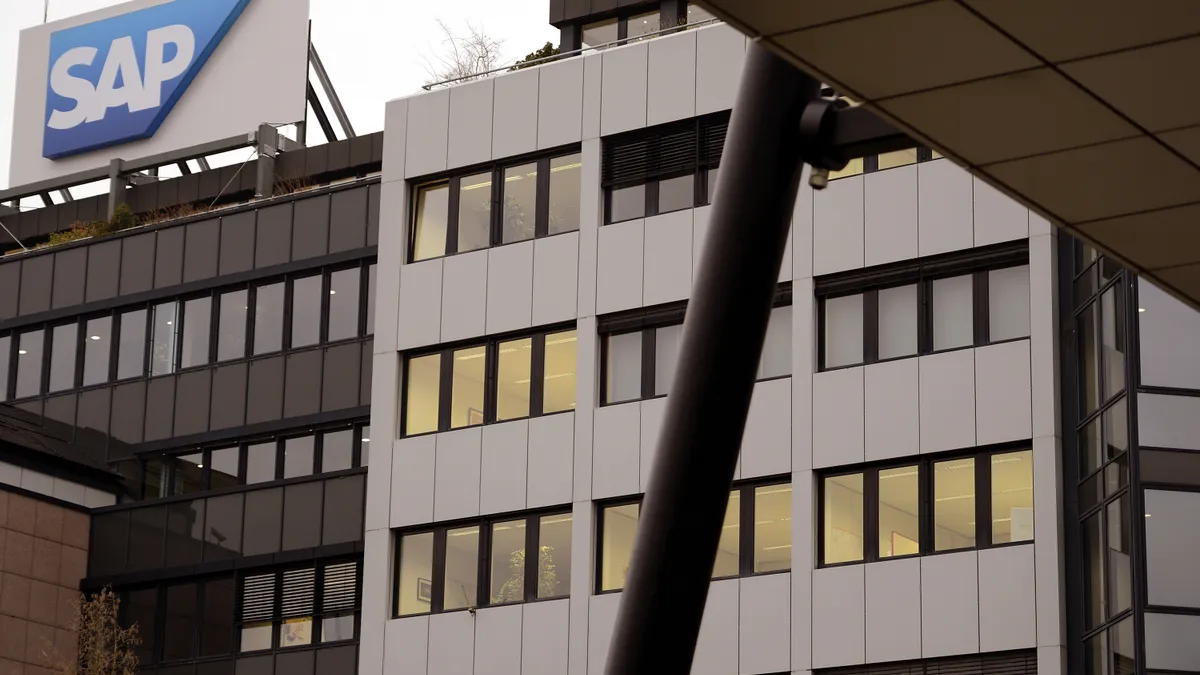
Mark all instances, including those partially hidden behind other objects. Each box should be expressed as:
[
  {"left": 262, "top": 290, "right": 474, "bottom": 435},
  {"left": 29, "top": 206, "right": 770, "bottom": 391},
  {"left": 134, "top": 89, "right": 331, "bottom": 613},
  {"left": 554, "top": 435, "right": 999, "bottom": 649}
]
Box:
[{"left": 42, "top": 0, "right": 251, "bottom": 159}]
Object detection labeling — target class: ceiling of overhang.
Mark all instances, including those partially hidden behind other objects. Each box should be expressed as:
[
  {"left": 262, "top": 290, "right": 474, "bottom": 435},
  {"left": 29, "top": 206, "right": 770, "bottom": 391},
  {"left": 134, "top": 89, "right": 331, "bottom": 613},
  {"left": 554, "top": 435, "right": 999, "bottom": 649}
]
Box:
[{"left": 697, "top": 0, "right": 1200, "bottom": 309}]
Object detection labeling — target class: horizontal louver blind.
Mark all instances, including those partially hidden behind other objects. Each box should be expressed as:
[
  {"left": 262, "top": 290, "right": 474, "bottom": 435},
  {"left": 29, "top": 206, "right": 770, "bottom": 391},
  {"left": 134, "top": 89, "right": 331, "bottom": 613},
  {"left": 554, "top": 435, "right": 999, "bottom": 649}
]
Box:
[
  {"left": 816, "top": 650, "right": 1037, "bottom": 675},
  {"left": 323, "top": 562, "right": 358, "bottom": 613},
  {"left": 601, "top": 111, "right": 730, "bottom": 188},
  {"left": 241, "top": 574, "right": 275, "bottom": 623},
  {"left": 281, "top": 568, "right": 315, "bottom": 618},
  {"left": 700, "top": 116, "right": 729, "bottom": 167}
]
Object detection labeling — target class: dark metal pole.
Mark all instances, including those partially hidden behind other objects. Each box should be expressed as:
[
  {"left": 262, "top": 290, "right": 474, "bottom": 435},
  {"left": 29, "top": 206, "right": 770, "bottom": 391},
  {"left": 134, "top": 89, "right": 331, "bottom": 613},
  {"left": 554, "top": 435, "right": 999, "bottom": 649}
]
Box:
[{"left": 604, "top": 41, "right": 819, "bottom": 674}]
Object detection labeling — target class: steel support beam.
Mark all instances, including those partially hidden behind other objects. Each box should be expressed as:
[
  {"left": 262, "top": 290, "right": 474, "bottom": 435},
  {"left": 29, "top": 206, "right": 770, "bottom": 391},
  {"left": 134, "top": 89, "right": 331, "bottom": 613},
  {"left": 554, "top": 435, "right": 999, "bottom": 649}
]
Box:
[
  {"left": 309, "top": 43, "right": 356, "bottom": 139},
  {"left": 307, "top": 82, "right": 338, "bottom": 144},
  {"left": 604, "top": 40, "right": 819, "bottom": 674}
]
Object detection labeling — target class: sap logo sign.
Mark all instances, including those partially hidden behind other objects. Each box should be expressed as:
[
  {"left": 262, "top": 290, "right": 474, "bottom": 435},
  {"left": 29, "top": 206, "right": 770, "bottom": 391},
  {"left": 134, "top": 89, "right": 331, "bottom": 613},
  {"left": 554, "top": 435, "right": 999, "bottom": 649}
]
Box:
[{"left": 42, "top": 0, "right": 252, "bottom": 160}]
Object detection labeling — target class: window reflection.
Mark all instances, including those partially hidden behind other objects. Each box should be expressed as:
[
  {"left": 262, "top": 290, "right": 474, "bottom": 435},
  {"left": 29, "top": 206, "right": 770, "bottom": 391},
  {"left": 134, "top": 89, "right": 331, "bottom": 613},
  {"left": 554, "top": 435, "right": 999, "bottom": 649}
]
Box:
[
  {"left": 878, "top": 466, "right": 919, "bottom": 558},
  {"left": 151, "top": 302, "right": 177, "bottom": 376},
  {"left": 218, "top": 290, "right": 247, "bottom": 362},
  {"left": 495, "top": 338, "right": 531, "bottom": 422},
  {"left": 444, "top": 526, "right": 479, "bottom": 611},
  {"left": 16, "top": 330, "right": 44, "bottom": 398},
  {"left": 538, "top": 514, "right": 572, "bottom": 599},
  {"left": 548, "top": 154, "right": 581, "bottom": 235},
  {"left": 990, "top": 451, "right": 1033, "bottom": 544},
  {"left": 413, "top": 183, "right": 449, "bottom": 261},
  {"left": 601, "top": 503, "right": 639, "bottom": 591},
  {"left": 489, "top": 520, "right": 526, "bottom": 603},
  {"left": 823, "top": 473, "right": 863, "bottom": 564},
  {"left": 181, "top": 297, "right": 211, "bottom": 369},
  {"left": 502, "top": 164, "right": 537, "bottom": 244},
  {"left": 458, "top": 173, "right": 492, "bottom": 253},
  {"left": 328, "top": 269, "right": 360, "bottom": 342},
  {"left": 543, "top": 330, "right": 577, "bottom": 414},
  {"left": 405, "top": 354, "right": 441, "bottom": 435}
]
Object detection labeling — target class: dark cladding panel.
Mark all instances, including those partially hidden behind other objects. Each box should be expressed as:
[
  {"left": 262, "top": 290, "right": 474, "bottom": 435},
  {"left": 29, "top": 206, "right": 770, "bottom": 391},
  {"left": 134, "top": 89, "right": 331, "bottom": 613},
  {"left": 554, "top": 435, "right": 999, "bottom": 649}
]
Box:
[
  {"left": 329, "top": 187, "right": 368, "bottom": 253},
  {"left": 322, "top": 474, "right": 364, "bottom": 545},
  {"left": 157, "top": 176, "right": 180, "bottom": 209},
  {"left": 19, "top": 253, "right": 53, "bottom": 315},
  {"left": 178, "top": 173, "right": 200, "bottom": 205},
  {"left": 349, "top": 136, "right": 372, "bottom": 168},
  {"left": 366, "top": 183, "right": 380, "bottom": 247},
  {"left": 219, "top": 211, "right": 256, "bottom": 275},
  {"left": 89, "top": 510, "right": 128, "bottom": 577},
  {"left": 120, "top": 233, "right": 156, "bottom": 295},
  {"left": 51, "top": 247, "right": 87, "bottom": 309},
  {"left": 284, "top": 350, "right": 322, "bottom": 419},
  {"left": 315, "top": 646, "right": 356, "bottom": 675},
  {"left": 276, "top": 650, "right": 314, "bottom": 675},
  {"left": 281, "top": 481, "right": 323, "bottom": 551},
  {"left": 110, "top": 381, "right": 146, "bottom": 444},
  {"left": 144, "top": 376, "right": 176, "bottom": 442},
  {"left": 255, "top": 202, "right": 293, "bottom": 269},
  {"left": 327, "top": 138, "right": 351, "bottom": 173},
  {"left": 0, "top": 262, "right": 18, "bottom": 320},
  {"left": 321, "top": 343, "right": 360, "bottom": 413},
  {"left": 126, "top": 505, "right": 166, "bottom": 572},
  {"left": 164, "top": 499, "right": 205, "bottom": 567},
  {"left": 85, "top": 239, "right": 121, "bottom": 302},
  {"left": 235, "top": 656, "right": 274, "bottom": 675},
  {"left": 292, "top": 194, "right": 331, "bottom": 261},
  {"left": 174, "top": 369, "right": 212, "bottom": 437},
  {"left": 155, "top": 227, "right": 185, "bottom": 289},
  {"left": 360, "top": 338, "right": 373, "bottom": 406},
  {"left": 204, "top": 493, "right": 244, "bottom": 560},
  {"left": 242, "top": 488, "right": 283, "bottom": 556},
  {"left": 77, "top": 387, "right": 111, "bottom": 435},
  {"left": 184, "top": 219, "right": 220, "bottom": 283},
  {"left": 210, "top": 363, "right": 248, "bottom": 430},
  {"left": 43, "top": 393, "right": 76, "bottom": 427},
  {"left": 246, "top": 356, "right": 284, "bottom": 424}
]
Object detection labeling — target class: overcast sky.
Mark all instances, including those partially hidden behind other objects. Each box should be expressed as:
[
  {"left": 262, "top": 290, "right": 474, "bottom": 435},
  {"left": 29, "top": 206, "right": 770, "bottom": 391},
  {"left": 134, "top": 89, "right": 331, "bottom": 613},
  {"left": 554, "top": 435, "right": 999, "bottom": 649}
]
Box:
[{"left": 0, "top": 0, "right": 558, "bottom": 189}]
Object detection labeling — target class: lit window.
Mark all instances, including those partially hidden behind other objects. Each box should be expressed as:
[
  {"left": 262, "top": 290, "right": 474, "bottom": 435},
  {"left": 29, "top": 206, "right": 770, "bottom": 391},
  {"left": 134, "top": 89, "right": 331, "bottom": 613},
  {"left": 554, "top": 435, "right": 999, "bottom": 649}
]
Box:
[
  {"left": 600, "top": 503, "right": 639, "bottom": 591},
  {"left": 627, "top": 10, "right": 659, "bottom": 40},
  {"left": 496, "top": 338, "right": 532, "bottom": 422},
  {"left": 990, "top": 450, "right": 1033, "bottom": 544},
  {"left": 412, "top": 183, "right": 449, "bottom": 261},
  {"left": 502, "top": 163, "right": 538, "bottom": 244},
  {"left": 397, "top": 532, "right": 435, "bottom": 616},
  {"left": 548, "top": 154, "right": 582, "bottom": 235},
  {"left": 934, "top": 457, "right": 976, "bottom": 551},
  {"left": 444, "top": 526, "right": 479, "bottom": 611},
  {"left": 450, "top": 346, "right": 486, "bottom": 429},
  {"left": 543, "top": 330, "right": 577, "bottom": 414},
  {"left": 823, "top": 473, "right": 864, "bottom": 564},
  {"left": 878, "top": 466, "right": 919, "bottom": 558},
  {"left": 404, "top": 354, "right": 441, "bottom": 436},
  {"left": 714, "top": 491, "right": 740, "bottom": 578},
  {"left": 754, "top": 484, "right": 792, "bottom": 572},
  {"left": 457, "top": 172, "right": 492, "bottom": 253}
]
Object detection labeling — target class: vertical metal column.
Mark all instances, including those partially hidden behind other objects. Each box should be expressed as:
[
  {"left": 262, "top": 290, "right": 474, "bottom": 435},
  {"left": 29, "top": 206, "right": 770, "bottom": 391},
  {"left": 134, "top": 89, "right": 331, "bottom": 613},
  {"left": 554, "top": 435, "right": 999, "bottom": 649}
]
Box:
[{"left": 604, "top": 41, "right": 820, "bottom": 674}]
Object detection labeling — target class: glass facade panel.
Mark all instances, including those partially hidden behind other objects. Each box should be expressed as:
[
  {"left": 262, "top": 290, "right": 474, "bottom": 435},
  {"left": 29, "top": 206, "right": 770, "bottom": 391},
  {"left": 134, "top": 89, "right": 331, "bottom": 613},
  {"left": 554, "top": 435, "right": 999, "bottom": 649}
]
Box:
[
  {"left": 754, "top": 484, "right": 792, "bottom": 572},
  {"left": 543, "top": 330, "right": 577, "bottom": 414},
  {"left": 1083, "top": 511, "right": 1105, "bottom": 630},
  {"left": 1141, "top": 450, "right": 1200, "bottom": 488},
  {"left": 654, "top": 324, "right": 682, "bottom": 396},
  {"left": 496, "top": 338, "right": 531, "bottom": 421},
  {"left": 1107, "top": 496, "right": 1132, "bottom": 618},
  {"left": 173, "top": 453, "right": 205, "bottom": 495},
  {"left": 548, "top": 154, "right": 582, "bottom": 235},
  {"left": 328, "top": 269, "right": 360, "bottom": 342},
  {"left": 458, "top": 173, "right": 492, "bottom": 253},
  {"left": 489, "top": 519, "right": 526, "bottom": 603},
  {"left": 1101, "top": 286, "right": 1126, "bottom": 399},
  {"left": 824, "top": 293, "right": 863, "bottom": 368},
  {"left": 1080, "top": 301, "right": 1101, "bottom": 415},
  {"left": 933, "top": 457, "right": 975, "bottom": 551},
  {"left": 759, "top": 305, "right": 792, "bottom": 378},
  {"left": 450, "top": 346, "right": 485, "bottom": 429},
  {"left": 601, "top": 503, "right": 638, "bottom": 591},
  {"left": 48, "top": 323, "right": 76, "bottom": 392},
  {"left": 15, "top": 330, "right": 43, "bottom": 398},
  {"left": 502, "top": 163, "right": 537, "bottom": 243},
  {"left": 444, "top": 526, "right": 479, "bottom": 611},
  {"left": 581, "top": 18, "right": 617, "bottom": 48},
  {"left": 932, "top": 274, "right": 974, "bottom": 350},
  {"left": 210, "top": 447, "right": 239, "bottom": 489},
  {"left": 627, "top": 10, "right": 659, "bottom": 39},
  {"left": 878, "top": 465, "right": 920, "bottom": 558},
  {"left": 1145, "top": 490, "right": 1200, "bottom": 608},
  {"left": 151, "top": 301, "right": 178, "bottom": 376},
  {"left": 164, "top": 583, "right": 198, "bottom": 660},
  {"left": 202, "top": 577, "right": 235, "bottom": 656},
  {"left": 0, "top": 336, "right": 8, "bottom": 401},
  {"left": 657, "top": 175, "right": 694, "bottom": 213},
  {"left": 823, "top": 473, "right": 863, "bottom": 564},
  {"left": 1085, "top": 631, "right": 1109, "bottom": 675},
  {"left": 118, "top": 309, "right": 147, "bottom": 379},
  {"left": 218, "top": 290, "right": 247, "bottom": 362},
  {"left": 253, "top": 282, "right": 285, "bottom": 355},
  {"left": 1138, "top": 278, "right": 1200, "bottom": 389},
  {"left": 366, "top": 264, "right": 377, "bottom": 335},
  {"left": 203, "top": 493, "right": 243, "bottom": 559},
  {"left": 605, "top": 331, "right": 642, "bottom": 403},
  {"left": 991, "top": 450, "right": 1034, "bottom": 544},
  {"left": 538, "top": 514, "right": 572, "bottom": 599},
  {"left": 609, "top": 184, "right": 646, "bottom": 223},
  {"left": 80, "top": 317, "right": 111, "bottom": 387},
  {"left": 988, "top": 265, "right": 1031, "bottom": 341},
  {"left": 181, "top": 297, "right": 212, "bottom": 369},
  {"left": 405, "top": 353, "right": 441, "bottom": 435},
  {"left": 1111, "top": 616, "right": 1135, "bottom": 675},
  {"left": 291, "top": 275, "right": 322, "bottom": 348},
  {"left": 1104, "top": 399, "right": 1128, "bottom": 463},
  {"left": 1081, "top": 416, "right": 1103, "bottom": 478},
  {"left": 878, "top": 284, "right": 918, "bottom": 360},
  {"left": 246, "top": 442, "right": 276, "bottom": 484},
  {"left": 283, "top": 436, "right": 314, "bottom": 479},
  {"left": 413, "top": 183, "right": 449, "bottom": 261},
  {"left": 1145, "top": 612, "right": 1200, "bottom": 672},
  {"left": 713, "top": 491, "right": 739, "bottom": 578},
  {"left": 321, "top": 430, "right": 354, "bottom": 473}
]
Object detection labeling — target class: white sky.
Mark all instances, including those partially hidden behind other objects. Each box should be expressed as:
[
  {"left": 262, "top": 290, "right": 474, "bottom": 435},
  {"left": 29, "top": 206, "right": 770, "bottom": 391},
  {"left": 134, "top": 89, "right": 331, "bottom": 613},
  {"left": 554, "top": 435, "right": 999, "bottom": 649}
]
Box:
[{"left": 0, "top": 0, "right": 558, "bottom": 190}]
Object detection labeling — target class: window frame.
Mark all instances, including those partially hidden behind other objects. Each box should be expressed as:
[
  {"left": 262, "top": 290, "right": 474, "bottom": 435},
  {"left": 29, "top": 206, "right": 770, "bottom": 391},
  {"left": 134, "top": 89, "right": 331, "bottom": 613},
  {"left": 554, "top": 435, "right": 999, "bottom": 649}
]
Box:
[
  {"left": 392, "top": 506, "right": 573, "bottom": 616},
  {"left": 407, "top": 146, "right": 583, "bottom": 262},
  {"left": 816, "top": 442, "right": 1035, "bottom": 568},
  {"left": 234, "top": 560, "right": 363, "bottom": 655},
  {"left": 593, "top": 476, "right": 792, "bottom": 594}
]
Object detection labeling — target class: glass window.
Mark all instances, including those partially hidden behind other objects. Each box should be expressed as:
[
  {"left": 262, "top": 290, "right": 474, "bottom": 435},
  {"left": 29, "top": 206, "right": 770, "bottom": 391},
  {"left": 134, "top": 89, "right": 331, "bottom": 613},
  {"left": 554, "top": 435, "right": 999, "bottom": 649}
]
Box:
[
  {"left": 877, "top": 149, "right": 918, "bottom": 170},
  {"left": 366, "top": 264, "right": 377, "bottom": 335},
  {"left": 117, "top": 309, "right": 147, "bottom": 379},
  {"left": 1082, "top": 415, "right": 1103, "bottom": 477},
  {"left": 714, "top": 491, "right": 739, "bottom": 578},
  {"left": 253, "top": 282, "right": 285, "bottom": 355},
  {"left": 609, "top": 184, "right": 646, "bottom": 223},
  {"left": 451, "top": 346, "right": 486, "bottom": 429},
  {"left": 210, "top": 447, "right": 239, "bottom": 489},
  {"left": 705, "top": 167, "right": 719, "bottom": 203},
  {"left": 281, "top": 618, "right": 312, "bottom": 650},
  {"left": 413, "top": 183, "right": 450, "bottom": 261},
  {"left": 1079, "top": 301, "right": 1100, "bottom": 415},
  {"left": 398, "top": 532, "right": 435, "bottom": 616},
  {"left": 989, "top": 265, "right": 1030, "bottom": 341},
  {"left": 240, "top": 622, "right": 273, "bottom": 652},
  {"left": 1101, "top": 285, "right": 1126, "bottom": 399},
  {"left": 173, "top": 452, "right": 205, "bottom": 495},
  {"left": 755, "top": 484, "right": 792, "bottom": 572},
  {"left": 1085, "top": 630, "right": 1108, "bottom": 675},
  {"left": 627, "top": 10, "right": 659, "bottom": 39},
  {"left": 1138, "top": 278, "right": 1200, "bottom": 389},
  {"left": 246, "top": 442, "right": 276, "bottom": 484},
  {"left": 321, "top": 430, "right": 354, "bottom": 473},
  {"left": 1107, "top": 496, "right": 1132, "bottom": 618},
  {"left": 581, "top": 18, "right": 617, "bottom": 48},
  {"left": 1141, "top": 450, "right": 1200, "bottom": 488},
  {"left": 654, "top": 324, "right": 682, "bottom": 396},
  {"left": 1111, "top": 616, "right": 1135, "bottom": 675},
  {"left": 991, "top": 450, "right": 1033, "bottom": 544},
  {"left": 204, "top": 493, "right": 243, "bottom": 559},
  {"left": 291, "top": 276, "right": 322, "bottom": 348},
  {"left": 360, "top": 426, "right": 371, "bottom": 467},
  {"left": 932, "top": 274, "right": 974, "bottom": 351},
  {"left": 328, "top": 269, "right": 361, "bottom": 342},
  {"left": 759, "top": 306, "right": 792, "bottom": 379},
  {"left": 601, "top": 503, "right": 639, "bottom": 591},
  {"left": 543, "top": 330, "right": 577, "bottom": 414},
  {"left": 444, "top": 526, "right": 479, "bottom": 611},
  {"left": 15, "top": 330, "right": 44, "bottom": 398},
  {"left": 284, "top": 436, "right": 314, "bottom": 479},
  {"left": 823, "top": 473, "right": 863, "bottom": 564},
  {"left": 496, "top": 338, "right": 531, "bottom": 422},
  {"left": 145, "top": 458, "right": 167, "bottom": 499},
  {"left": 218, "top": 290, "right": 248, "bottom": 362},
  {"left": 878, "top": 284, "right": 918, "bottom": 360},
  {"left": 489, "top": 519, "right": 526, "bottom": 604},
  {"left": 201, "top": 576, "right": 235, "bottom": 656},
  {"left": 181, "top": 297, "right": 212, "bottom": 369},
  {"left": 322, "top": 613, "right": 355, "bottom": 643},
  {"left": 878, "top": 466, "right": 920, "bottom": 558},
  {"left": 1104, "top": 400, "right": 1128, "bottom": 462},
  {"left": 458, "top": 172, "right": 492, "bottom": 253},
  {"left": 824, "top": 293, "right": 863, "bottom": 368},
  {"left": 605, "top": 331, "right": 643, "bottom": 403},
  {"left": 934, "top": 458, "right": 976, "bottom": 551},
  {"left": 48, "top": 323, "right": 77, "bottom": 392},
  {"left": 0, "top": 336, "right": 8, "bottom": 401},
  {"left": 1083, "top": 510, "right": 1106, "bottom": 630},
  {"left": 829, "top": 157, "right": 863, "bottom": 180},
  {"left": 538, "top": 514, "right": 572, "bottom": 599},
  {"left": 658, "top": 175, "right": 694, "bottom": 214},
  {"left": 405, "top": 354, "right": 441, "bottom": 435},
  {"left": 163, "top": 583, "right": 198, "bottom": 660},
  {"left": 548, "top": 154, "right": 581, "bottom": 235},
  {"left": 502, "top": 163, "right": 538, "bottom": 244},
  {"left": 83, "top": 318, "right": 112, "bottom": 386},
  {"left": 151, "top": 301, "right": 178, "bottom": 376},
  {"left": 1144, "top": 489, "right": 1200, "bottom": 608}
]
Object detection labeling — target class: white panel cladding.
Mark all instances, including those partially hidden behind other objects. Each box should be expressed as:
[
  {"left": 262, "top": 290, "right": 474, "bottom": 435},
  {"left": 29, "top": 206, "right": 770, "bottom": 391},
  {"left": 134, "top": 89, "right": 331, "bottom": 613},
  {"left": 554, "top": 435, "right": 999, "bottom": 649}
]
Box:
[
  {"left": 51, "top": 477, "right": 87, "bottom": 506},
  {"left": 360, "top": 530, "right": 390, "bottom": 675},
  {"left": 600, "top": 42, "right": 649, "bottom": 136},
  {"left": 1028, "top": 233, "right": 1060, "bottom": 439},
  {"left": 384, "top": 617, "right": 429, "bottom": 675},
  {"left": 493, "top": 68, "right": 540, "bottom": 160},
  {"left": 398, "top": 258, "right": 444, "bottom": 350},
  {"left": 741, "top": 573, "right": 792, "bottom": 674},
  {"left": 695, "top": 24, "right": 746, "bottom": 115},
  {"left": 538, "top": 57, "right": 585, "bottom": 150},
  {"left": 864, "top": 165, "right": 918, "bottom": 267},
  {"left": 639, "top": 396, "right": 668, "bottom": 492},
  {"left": 1032, "top": 434, "right": 1064, "bottom": 648},
  {"left": 812, "top": 366, "right": 865, "bottom": 469},
  {"left": 1038, "top": 646, "right": 1067, "bottom": 675},
  {"left": 391, "top": 435, "right": 436, "bottom": 527},
  {"left": 1031, "top": 212, "right": 1054, "bottom": 237},
  {"left": 779, "top": 227, "right": 795, "bottom": 282},
  {"left": 375, "top": 179, "right": 406, "bottom": 353},
  {"left": 84, "top": 487, "right": 117, "bottom": 508},
  {"left": 813, "top": 175, "right": 865, "bottom": 276},
  {"left": 693, "top": 579, "right": 739, "bottom": 675},
  {"left": 527, "top": 412, "right": 575, "bottom": 509},
  {"left": 582, "top": 54, "right": 603, "bottom": 140},
  {"left": 366, "top": 350, "right": 397, "bottom": 532},
  {"left": 480, "top": 420, "right": 530, "bottom": 515},
  {"left": 475, "top": 605, "right": 523, "bottom": 675},
  {"left": 382, "top": 97, "right": 410, "bottom": 180},
  {"left": 866, "top": 558, "right": 922, "bottom": 663},
  {"left": 811, "top": 565, "right": 866, "bottom": 668},
  {"left": 978, "top": 545, "right": 1037, "bottom": 652},
  {"left": 918, "top": 350, "right": 976, "bottom": 454},
  {"left": 793, "top": 175, "right": 815, "bottom": 280},
  {"left": 522, "top": 600, "right": 570, "bottom": 675},
  {"left": 741, "top": 377, "right": 793, "bottom": 478},
  {"left": 587, "top": 593, "right": 622, "bottom": 675},
  {"left": 647, "top": 29, "right": 697, "bottom": 125},
  {"left": 593, "top": 402, "right": 641, "bottom": 499},
  {"left": 486, "top": 241, "right": 535, "bottom": 335},
  {"left": 405, "top": 88, "right": 451, "bottom": 178},
  {"left": 918, "top": 159, "right": 974, "bottom": 257},
  {"left": 568, "top": 503, "right": 595, "bottom": 675},
  {"left": 0, "top": 462, "right": 20, "bottom": 488},
  {"left": 975, "top": 340, "right": 1033, "bottom": 445},
  {"left": 973, "top": 176, "right": 1029, "bottom": 246},
  {"left": 447, "top": 79, "right": 495, "bottom": 169},
  {"left": 692, "top": 205, "right": 712, "bottom": 280},
  {"left": 533, "top": 232, "right": 580, "bottom": 325},
  {"left": 441, "top": 250, "right": 489, "bottom": 342},
  {"left": 429, "top": 611, "right": 476, "bottom": 675},
  {"left": 573, "top": 318, "right": 599, "bottom": 501},
  {"left": 577, "top": 139, "right": 602, "bottom": 318},
  {"left": 1138, "top": 393, "right": 1200, "bottom": 450},
  {"left": 643, "top": 210, "right": 694, "bottom": 305},
  {"left": 864, "top": 359, "right": 920, "bottom": 462},
  {"left": 596, "top": 219, "right": 645, "bottom": 314},
  {"left": 791, "top": 471, "right": 815, "bottom": 668},
  {"left": 434, "top": 427, "right": 483, "bottom": 521},
  {"left": 792, "top": 278, "right": 815, "bottom": 471},
  {"left": 921, "top": 551, "right": 980, "bottom": 657}
]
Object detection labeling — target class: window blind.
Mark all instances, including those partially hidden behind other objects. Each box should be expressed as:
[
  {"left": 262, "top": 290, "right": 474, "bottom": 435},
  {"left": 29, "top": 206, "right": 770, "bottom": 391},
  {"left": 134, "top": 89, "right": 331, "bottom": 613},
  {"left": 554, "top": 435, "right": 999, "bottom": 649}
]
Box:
[
  {"left": 816, "top": 650, "right": 1037, "bottom": 675},
  {"left": 322, "top": 562, "right": 358, "bottom": 613},
  {"left": 601, "top": 111, "right": 731, "bottom": 188},
  {"left": 281, "top": 568, "right": 315, "bottom": 618},
  {"left": 241, "top": 573, "right": 275, "bottom": 623}
]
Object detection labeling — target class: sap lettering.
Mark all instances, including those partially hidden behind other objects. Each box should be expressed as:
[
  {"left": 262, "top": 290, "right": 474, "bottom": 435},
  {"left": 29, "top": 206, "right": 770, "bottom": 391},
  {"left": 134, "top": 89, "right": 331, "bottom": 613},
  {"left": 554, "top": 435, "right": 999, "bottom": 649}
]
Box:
[{"left": 47, "top": 25, "right": 197, "bottom": 131}]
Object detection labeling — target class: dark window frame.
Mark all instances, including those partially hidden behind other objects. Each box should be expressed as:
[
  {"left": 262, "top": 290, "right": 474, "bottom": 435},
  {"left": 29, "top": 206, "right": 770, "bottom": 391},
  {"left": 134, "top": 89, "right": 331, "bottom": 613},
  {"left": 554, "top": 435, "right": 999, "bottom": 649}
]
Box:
[
  {"left": 121, "top": 573, "right": 238, "bottom": 666},
  {"left": 816, "top": 441, "right": 1035, "bottom": 568},
  {"left": 234, "top": 559, "right": 363, "bottom": 655},
  {"left": 392, "top": 506, "right": 573, "bottom": 616}
]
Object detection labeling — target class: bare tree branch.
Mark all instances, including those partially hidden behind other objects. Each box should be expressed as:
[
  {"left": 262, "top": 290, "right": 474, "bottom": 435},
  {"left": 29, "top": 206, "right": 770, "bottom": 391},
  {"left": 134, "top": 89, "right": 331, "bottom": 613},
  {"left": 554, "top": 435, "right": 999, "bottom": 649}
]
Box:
[{"left": 421, "top": 18, "right": 505, "bottom": 85}]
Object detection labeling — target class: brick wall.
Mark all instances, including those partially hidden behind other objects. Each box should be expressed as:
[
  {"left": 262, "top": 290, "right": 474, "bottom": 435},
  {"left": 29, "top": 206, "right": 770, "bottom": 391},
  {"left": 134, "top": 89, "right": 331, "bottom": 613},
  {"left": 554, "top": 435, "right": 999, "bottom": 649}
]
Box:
[{"left": 0, "top": 489, "right": 89, "bottom": 675}]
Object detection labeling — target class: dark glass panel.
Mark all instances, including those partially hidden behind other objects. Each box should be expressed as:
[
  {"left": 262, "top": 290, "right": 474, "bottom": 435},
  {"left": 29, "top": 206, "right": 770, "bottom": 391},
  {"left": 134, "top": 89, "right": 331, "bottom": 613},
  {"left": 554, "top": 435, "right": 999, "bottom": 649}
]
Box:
[
  {"left": 322, "top": 475, "right": 364, "bottom": 546},
  {"left": 117, "top": 309, "right": 148, "bottom": 380},
  {"left": 127, "top": 505, "right": 167, "bottom": 572},
  {"left": 204, "top": 493, "right": 244, "bottom": 560},
  {"left": 202, "top": 577, "right": 236, "bottom": 656},
  {"left": 83, "top": 316, "right": 113, "bottom": 386},
  {"left": 89, "top": 511, "right": 129, "bottom": 576},
  {"left": 163, "top": 583, "right": 198, "bottom": 660},
  {"left": 253, "top": 283, "right": 285, "bottom": 355},
  {"left": 242, "top": 488, "right": 283, "bottom": 556},
  {"left": 321, "top": 430, "right": 353, "bottom": 473},
  {"left": 291, "top": 276, "right": 322, "bottom": 348},
  {"left": 282, "top": 481, "right": 323, "bottom": 551},
  {"left": 246, "top": 442, "right": 277, "bottom": 484},
  {"left": 327, "top": 269, "right": 360, "bottom": 341},
  {"left": 164, "top": 499, "right": 205, "bottom": 567}
]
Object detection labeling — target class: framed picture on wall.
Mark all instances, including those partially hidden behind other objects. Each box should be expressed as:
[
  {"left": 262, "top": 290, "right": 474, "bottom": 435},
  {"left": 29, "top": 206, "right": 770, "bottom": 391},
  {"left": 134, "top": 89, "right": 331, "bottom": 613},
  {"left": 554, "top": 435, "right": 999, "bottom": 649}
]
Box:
[{"left": 417, "top": 577, "right": 432, "bottom": 603}]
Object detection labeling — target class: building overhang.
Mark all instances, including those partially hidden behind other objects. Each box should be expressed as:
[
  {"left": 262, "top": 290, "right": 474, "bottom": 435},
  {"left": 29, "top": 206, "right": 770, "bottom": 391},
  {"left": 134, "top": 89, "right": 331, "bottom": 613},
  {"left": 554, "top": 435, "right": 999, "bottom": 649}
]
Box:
[{"left": 698, "top": 0, "right": 1200, "bottom": 309}]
